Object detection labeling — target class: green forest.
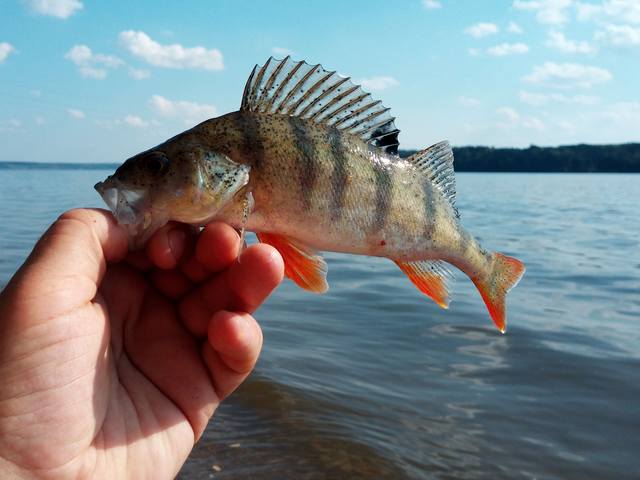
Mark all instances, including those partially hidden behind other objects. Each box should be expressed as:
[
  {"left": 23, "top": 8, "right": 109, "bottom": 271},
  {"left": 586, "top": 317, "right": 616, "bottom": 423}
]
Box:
[
  {"left": 399, "top": 143, "right": 640, "bottom": 172},
  {"left": 1, "top": 143, "right": 640, "bottom": 173}
]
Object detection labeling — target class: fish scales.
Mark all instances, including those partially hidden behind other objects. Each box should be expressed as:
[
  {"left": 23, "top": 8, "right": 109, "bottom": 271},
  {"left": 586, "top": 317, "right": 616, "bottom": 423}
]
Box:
[
  {"left": 95, "top": 57, "right": 525, "bottom": 332},
  {"left": 207, "top": 111, "right": 449, "bottom": 259}
]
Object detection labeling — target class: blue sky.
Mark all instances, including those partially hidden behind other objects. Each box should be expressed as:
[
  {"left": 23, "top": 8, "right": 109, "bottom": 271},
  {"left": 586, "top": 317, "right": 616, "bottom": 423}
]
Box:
[{"left": 1, "top": 0, "right": 639, "bottom": 162}]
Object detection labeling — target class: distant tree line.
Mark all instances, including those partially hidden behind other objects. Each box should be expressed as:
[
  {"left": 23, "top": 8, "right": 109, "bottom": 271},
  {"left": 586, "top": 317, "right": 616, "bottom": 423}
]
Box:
[
  {"left": 399, "top": 143, "right": 640, "bottom": 172},
  {"left": 2, "top": 143, "right": 640, "bottom": 172}
]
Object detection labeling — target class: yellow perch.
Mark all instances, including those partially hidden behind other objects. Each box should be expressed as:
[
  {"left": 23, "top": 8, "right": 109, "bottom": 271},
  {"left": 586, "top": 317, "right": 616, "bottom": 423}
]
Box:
[{"left": 95, "top": 57, "right": 525, "bottom": 332}]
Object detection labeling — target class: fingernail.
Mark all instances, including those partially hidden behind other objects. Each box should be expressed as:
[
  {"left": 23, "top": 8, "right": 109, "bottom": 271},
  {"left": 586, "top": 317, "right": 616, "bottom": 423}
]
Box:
[{"left": 168, "top": 229, "right": 186, "bottom": 262}]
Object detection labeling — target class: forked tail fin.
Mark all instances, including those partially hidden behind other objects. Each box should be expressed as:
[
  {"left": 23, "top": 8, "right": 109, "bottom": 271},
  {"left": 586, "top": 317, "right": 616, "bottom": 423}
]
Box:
[{"left": 472, "top": 253, "right": 525, "bottom": 333}]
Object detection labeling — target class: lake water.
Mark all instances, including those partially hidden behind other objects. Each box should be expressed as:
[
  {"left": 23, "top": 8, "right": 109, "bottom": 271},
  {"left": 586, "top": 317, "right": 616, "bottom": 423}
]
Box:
[{"left": 1, "top": 167, "right": 639, "bottom": 479}]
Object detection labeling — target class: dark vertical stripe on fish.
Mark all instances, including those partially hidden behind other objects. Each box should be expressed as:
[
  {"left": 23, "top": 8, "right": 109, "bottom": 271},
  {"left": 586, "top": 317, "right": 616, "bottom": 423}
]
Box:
[
  {"left": 290, "top": 118, "right": 317, "bottom": 209},
  {"left": 328, "top": 128, "right": 347, "bottom": 219},
  {"left": 372, "top": 161, "right": 392, "bottom": 232},
  {"left": 236, "top": 112, "right": 264, "bottom": 169},
  {"left": 422, "top": 181, "right": 434, "bottom": 239}
]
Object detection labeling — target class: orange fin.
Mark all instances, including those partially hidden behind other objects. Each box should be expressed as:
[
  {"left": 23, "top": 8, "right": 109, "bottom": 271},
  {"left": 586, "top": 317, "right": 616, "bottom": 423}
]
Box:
[
  {"left": 257, "top": 232, "right": 328, "bottom": 293},
  {"left": 395, "top": 260, "right": 454, "bottom": 309},
  {"left": 472, "top": 253, "right": 525, "bottom": 333}
]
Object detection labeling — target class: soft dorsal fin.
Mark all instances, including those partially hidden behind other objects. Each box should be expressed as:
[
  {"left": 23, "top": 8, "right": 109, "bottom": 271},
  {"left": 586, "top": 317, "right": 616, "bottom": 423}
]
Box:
[
  {"left": 408, "top": 141, "right": 458, "bottom": 215},
  {"left": 241, "top": 56, "right": 400, "bottom": 155}
]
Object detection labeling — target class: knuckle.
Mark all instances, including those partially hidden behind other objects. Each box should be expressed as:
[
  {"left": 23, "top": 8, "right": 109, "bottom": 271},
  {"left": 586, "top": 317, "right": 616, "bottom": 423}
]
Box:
[
  {"left": 54, "top": 209, "right": 96, "bottom": 240},
  {"left": 58, "top": 208, "right": 92, "bottom": 223}
]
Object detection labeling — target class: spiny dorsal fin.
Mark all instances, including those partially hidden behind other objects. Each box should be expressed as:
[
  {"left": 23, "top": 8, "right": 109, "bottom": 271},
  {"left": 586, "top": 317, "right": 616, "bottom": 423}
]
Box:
[
  {"left": 408, "top": 141, "right": 458, "bottom": 215},
  {"left": 240, "top": 56, "right": 400, "bottom": 155}
]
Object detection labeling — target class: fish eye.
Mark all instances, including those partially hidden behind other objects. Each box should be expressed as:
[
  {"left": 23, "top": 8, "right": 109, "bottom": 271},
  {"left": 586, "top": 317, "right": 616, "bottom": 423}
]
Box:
[{"left": 145, "top": 152, "right": 169, "bottom": 175}]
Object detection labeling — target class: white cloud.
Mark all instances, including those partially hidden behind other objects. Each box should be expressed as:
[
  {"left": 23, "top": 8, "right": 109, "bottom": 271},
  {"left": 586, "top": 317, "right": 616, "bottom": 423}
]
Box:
[
  {"left": 522, "top": 117, "right": 546, "bottom": 130},
  {"left": 458, "top": 96, "right": 481, "bottom": 107},
  {"left": 35, "top": 115, "right": 46, "bottom": 125},
  {"left": 523, "top": 62, "right": 612, "bottom": 88},
  {"left": 93, "top": 118, "right": 121, "bottom": 129},
  {"left": 595, "top": 24, "right": 640, "bottom": 47},
  {"left": 575, "top": 2, "right": 600, "bottom": 21},
  {"left": 25, "top": 0, "right": 83, "bottom": 19},
  {"left": 422, "top": 0, "right": 442, "bottom": 9},
  {"left": 357, "top": 76, "right": 399, "bottom": 91},
  {"left": 602, "top": 101, "right": 640, "bottom": 123},
  {"left": 0, "top": 118, "right": 22, "bottom": 133},
  {"left": 464, "top": 22, "right": 499, "bottom": 38},
  {"left": 468, "top": 43, "right": 529, "bottom": 56},
  {"left": 272, "top": 46, "right": 294, "bottom": 57},
  {"left": 123, "top": 115, "right": 148, "bottom": 128},
  {"left": 119, "top": 31, "right": 224, "bottom": 71},
  {"left": 0, "top": 42, "right": 15, "bottom": 64},
  {"left": 80, "top": 66, "right": 107, "bottom": 79},
  {"left": 487, "top": 42, "right": 529, "bottom": 56},
  {"left": 30, "top": 89, "right": 41, "bottom": 97},
  {"left": 497, "top": 106, "right": 546, "bottom": 131},
  {"left": 128, "top": 67, "right": 151, "bottom": 80},
  {"left": 66, "top": 45, "right": 123, "bottom": 68},
  {"left": 513, "top": 0, "right": 640, "bottom": 26},
  {"left": 513, "top": 0, "right": 573, "bottom": 25},
  {"left": 577, "top": 0, "right": 640, "bottom": 24},
  {"left": 507, "top": 21, "right": 524, "bottom": 33},
  {"left": 0, "top": 118, "right": 23, "bottom": 133},
  {"left": 519, "top": 90, "right": 599, "bottom": 106},
  {"left": 65, "top": 45, "right": 124, "bottom": 79},
  {"left": 498, "top": 106, "right": 520, "bottom": 123},
  {"left": 67, "top": 108, "right": 85, "bottom": 119},
  {"left": 149, "top": 95, "right": 216, "bottom": 125},
  {"left": 555, "top": 119, "right": 576, "bottom": 132},
  {"left": 547, "top": 31, "right": 593, "bottom": 53}
]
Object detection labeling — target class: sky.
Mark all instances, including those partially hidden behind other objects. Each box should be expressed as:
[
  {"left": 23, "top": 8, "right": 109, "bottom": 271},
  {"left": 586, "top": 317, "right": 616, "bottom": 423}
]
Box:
[{"left": 1, "top": 0, "right": 639, "bottom": 163}]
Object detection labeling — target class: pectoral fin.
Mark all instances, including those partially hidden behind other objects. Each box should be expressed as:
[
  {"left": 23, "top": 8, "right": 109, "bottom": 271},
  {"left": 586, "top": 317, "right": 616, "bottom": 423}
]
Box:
[
  {"left": 395, "top": 260, "right": 455, "bottom": 309},
  {"left": 257, "top": 233, "right": 328, "bottom": 293}
]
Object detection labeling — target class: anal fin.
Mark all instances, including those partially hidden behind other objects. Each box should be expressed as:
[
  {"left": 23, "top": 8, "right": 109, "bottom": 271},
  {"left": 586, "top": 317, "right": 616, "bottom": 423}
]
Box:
[
  {"left": 395, "top": 260, "right": 454, "bottom": 309},
  {"left": 257, "top": 233, "right": 328, "bottom": 293}
]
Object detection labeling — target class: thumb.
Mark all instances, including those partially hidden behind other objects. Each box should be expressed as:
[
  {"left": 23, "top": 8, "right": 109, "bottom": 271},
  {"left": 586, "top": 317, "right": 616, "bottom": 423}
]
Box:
[{"left": 1, "top": 208, "right": 128, "bottom": 321}]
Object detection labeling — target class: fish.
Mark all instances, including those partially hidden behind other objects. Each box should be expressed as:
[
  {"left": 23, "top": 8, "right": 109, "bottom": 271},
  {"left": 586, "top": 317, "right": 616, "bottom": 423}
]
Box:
[{"left": 95, "top": 57, "right": 525, "bottom": 333}]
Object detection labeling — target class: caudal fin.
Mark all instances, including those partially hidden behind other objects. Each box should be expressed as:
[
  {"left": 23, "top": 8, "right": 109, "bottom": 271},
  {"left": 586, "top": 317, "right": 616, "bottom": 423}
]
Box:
[{"left": 472, "top": 253, "right": 525, "bottom": 333}]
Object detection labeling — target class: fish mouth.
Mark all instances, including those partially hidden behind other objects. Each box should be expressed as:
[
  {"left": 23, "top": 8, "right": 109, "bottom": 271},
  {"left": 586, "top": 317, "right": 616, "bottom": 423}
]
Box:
[
  {"left": 95, "top": 178, "right": 158, "bottom": 248},
  {"left": 95, "top": 179, "right": 144, "bottom": 225}
]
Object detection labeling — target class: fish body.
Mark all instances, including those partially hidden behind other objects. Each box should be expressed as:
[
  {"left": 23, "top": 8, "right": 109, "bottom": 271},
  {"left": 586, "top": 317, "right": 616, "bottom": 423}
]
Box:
[{"left": 96, "top": 57, "right": 525, "bottom": 332}]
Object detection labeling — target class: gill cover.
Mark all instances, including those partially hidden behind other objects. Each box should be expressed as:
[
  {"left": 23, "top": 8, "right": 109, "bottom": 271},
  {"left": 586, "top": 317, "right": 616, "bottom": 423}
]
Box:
[{"left": 198, "top": 151, "right": 251, "bottom": 211}]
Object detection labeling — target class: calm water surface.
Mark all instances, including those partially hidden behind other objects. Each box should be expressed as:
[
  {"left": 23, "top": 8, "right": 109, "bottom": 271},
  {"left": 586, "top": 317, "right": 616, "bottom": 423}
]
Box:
[{"left": 1, "top": 168, "right": 639, "bottom": 479}]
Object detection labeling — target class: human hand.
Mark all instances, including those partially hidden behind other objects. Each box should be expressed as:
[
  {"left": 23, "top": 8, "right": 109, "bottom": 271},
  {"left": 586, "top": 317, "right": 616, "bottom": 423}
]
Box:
[{"left": 0, "top": 209, "right": 284, "bottom": 479}]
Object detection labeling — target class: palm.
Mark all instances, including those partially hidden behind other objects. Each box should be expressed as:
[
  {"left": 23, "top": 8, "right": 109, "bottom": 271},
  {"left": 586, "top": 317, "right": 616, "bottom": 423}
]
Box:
[{"left": 0, "top": 210, "right": 283, "bottom": 478}]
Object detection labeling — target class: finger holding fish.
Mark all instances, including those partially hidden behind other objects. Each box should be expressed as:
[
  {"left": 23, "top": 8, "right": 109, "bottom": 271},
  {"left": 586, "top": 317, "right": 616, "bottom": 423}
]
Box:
[
  {"left": 178, "top": 243, "right": 284, "bottom": 336},
  {"left": 195, "top": 222, "right": 243, "bottom": 272},
  {"left": 145, "top": 221, "right": 193, "bottom": 269}
]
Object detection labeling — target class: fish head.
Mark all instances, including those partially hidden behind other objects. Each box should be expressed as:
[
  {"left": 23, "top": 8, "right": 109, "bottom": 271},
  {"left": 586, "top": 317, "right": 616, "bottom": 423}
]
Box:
[{"left": 95, "top": 140, "right": 250, "bottom": 249}]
